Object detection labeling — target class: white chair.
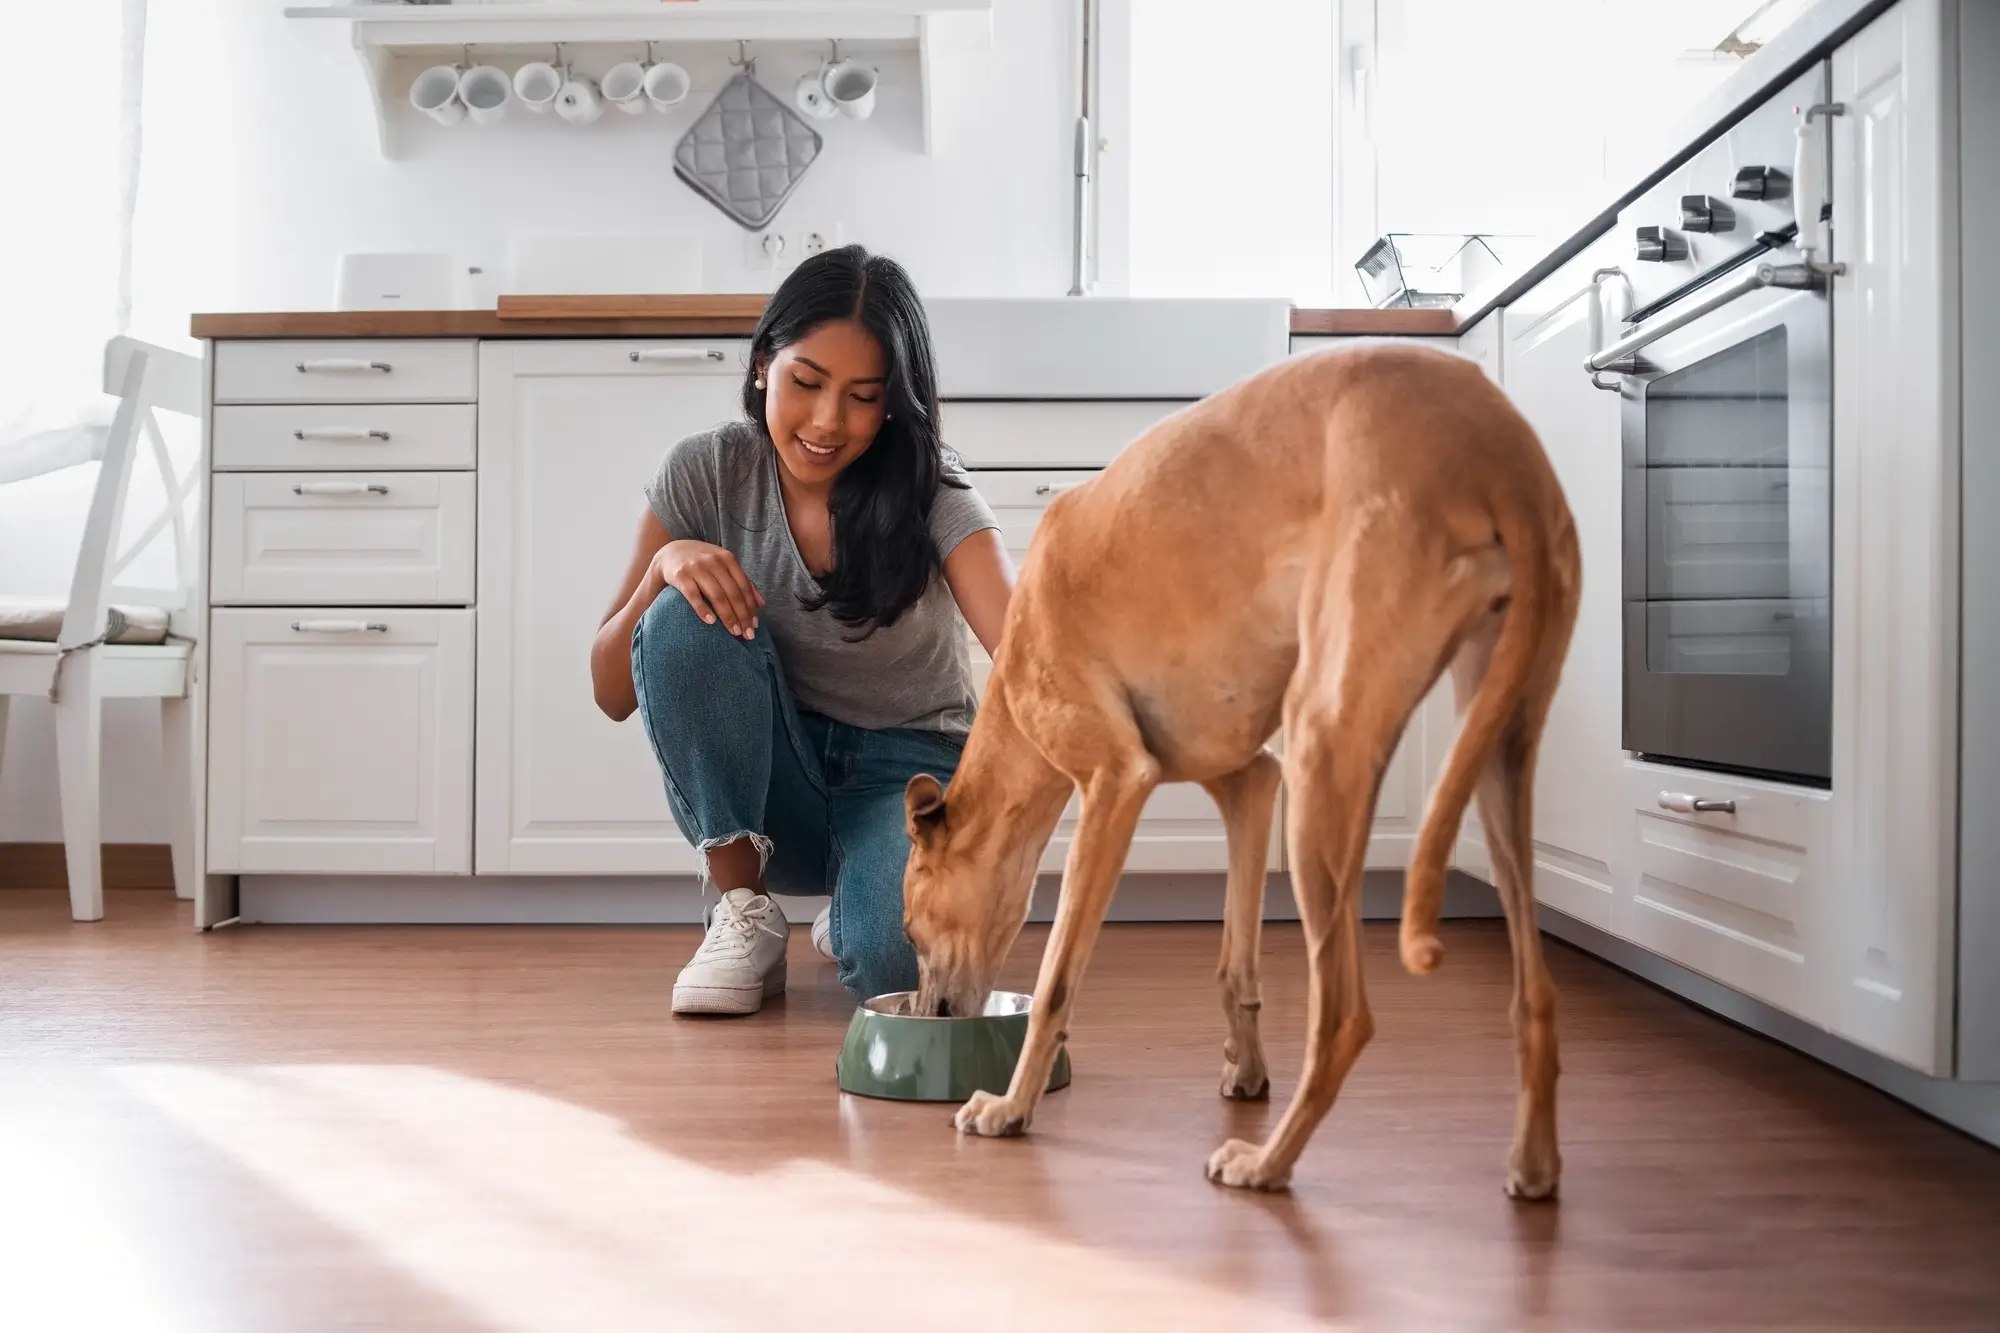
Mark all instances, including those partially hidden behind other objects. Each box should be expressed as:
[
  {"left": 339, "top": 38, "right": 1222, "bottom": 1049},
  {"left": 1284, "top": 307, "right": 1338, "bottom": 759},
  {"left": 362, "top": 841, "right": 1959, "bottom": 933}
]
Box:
[{"left": 0, "top": 337, "right": 203, "bottom": 920}]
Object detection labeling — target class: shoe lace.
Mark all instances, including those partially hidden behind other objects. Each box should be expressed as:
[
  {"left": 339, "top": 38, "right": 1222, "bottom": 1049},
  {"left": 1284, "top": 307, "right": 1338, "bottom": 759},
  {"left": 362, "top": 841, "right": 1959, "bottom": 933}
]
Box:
[{"left": 696, "top": 893, "right": 779, "bottom": 960}]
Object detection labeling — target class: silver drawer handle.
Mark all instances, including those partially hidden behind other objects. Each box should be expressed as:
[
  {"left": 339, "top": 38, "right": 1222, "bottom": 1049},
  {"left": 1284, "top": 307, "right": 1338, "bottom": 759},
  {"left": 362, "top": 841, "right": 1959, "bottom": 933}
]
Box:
[
  {"left": 629, "top": 348, "right": 727, "bottom": 364},
  {"left": 290, "top": 619, "right": 390, "bottom": 634},
  {"left": 296, "top": 359, "right": 392, "bottom": 374},
  {"left": 1659, "top": 792, "right": 1736, "bottom": 815},
  {"left": 1034, "top": 482, "right": 1085, "bottom": 497},
  {"left": 291, "top": 482, "right": 389, "bottom": 496},
  {"left": 293, "top": 428, "right": 391, "bottom": 442}
]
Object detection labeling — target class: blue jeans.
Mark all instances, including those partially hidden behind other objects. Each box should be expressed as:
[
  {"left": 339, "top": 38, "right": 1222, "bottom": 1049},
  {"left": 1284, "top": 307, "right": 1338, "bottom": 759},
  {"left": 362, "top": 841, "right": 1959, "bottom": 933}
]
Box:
[{"left": 631, "top": 587, "right": 963, "bottom": 1001}]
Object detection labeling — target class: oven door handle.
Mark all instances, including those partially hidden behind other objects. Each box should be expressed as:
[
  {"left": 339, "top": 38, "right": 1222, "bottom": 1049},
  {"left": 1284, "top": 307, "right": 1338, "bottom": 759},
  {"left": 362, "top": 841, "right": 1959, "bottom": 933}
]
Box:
[{"left": 1584, "top": 261, "right": 1822, "bottom": 376}]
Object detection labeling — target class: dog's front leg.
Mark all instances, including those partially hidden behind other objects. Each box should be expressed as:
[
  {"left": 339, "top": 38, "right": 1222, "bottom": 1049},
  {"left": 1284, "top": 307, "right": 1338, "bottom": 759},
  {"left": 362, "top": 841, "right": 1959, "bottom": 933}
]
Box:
[
  {"left": 1204, "top": 750, "right": 1281, "bottom": 1101},
  {"left": 957, "top": 759, "right": 1159, "bottom": 1138}
]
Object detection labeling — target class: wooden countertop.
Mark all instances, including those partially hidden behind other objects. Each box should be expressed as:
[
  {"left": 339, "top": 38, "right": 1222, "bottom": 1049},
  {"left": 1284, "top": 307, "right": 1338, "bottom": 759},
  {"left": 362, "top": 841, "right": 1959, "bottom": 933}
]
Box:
[{"left": 191, "top": 303, "right": 1463, "bottom": 340}]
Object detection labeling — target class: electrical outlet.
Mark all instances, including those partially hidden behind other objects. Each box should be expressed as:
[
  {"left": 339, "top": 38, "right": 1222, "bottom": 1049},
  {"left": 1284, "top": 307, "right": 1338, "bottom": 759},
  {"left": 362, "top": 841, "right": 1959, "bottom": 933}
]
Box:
[
  {"left": 744, "top": 222, "right": 844, "bottom": 274},
  {"left": 745, "top": 229, "right": 791, "bottom": 271},
  {"left": 797, "top": 222, "right": 844, "bottom": 258}
]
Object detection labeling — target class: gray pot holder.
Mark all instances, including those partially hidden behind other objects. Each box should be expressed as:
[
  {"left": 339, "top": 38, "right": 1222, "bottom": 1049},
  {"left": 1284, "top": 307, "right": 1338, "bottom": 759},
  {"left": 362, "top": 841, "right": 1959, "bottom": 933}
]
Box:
[{"left": 673, "top": 74, "right": 823, "bottom": 230}]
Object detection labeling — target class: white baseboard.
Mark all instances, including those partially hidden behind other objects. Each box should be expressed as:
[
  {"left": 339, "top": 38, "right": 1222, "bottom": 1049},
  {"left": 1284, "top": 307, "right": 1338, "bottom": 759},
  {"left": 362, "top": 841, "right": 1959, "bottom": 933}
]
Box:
[
  {"left": 235, "top": 869, "right": 1503, "bottom": 926},
  {"left": 1538, "top": 906, "right": 2000, "bottom": 1150}
]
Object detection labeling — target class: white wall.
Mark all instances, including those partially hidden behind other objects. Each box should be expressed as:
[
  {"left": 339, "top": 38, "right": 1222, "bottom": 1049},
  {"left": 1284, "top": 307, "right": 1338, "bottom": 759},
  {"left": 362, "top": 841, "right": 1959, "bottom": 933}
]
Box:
[
  {"left": 128, "top": 1, "right": 1074, "bottom": 334},
  {"left": 2, "top": 0, "right": 1076, "bottom": 845}
]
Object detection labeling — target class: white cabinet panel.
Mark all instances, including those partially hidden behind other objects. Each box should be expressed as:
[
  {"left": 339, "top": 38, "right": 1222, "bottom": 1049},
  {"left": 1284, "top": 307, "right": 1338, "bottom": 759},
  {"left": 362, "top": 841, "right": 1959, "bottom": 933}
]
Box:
[
  {"left": 1619, "top": 760, "right": 1828, "bottom": 1020},
  {"left": 207, "top": 609, "right": 473, "bottom": 874},
  {"left": 211, "top": 472, "right": 474, "bottom": 606},
  {"left": 214, "top": 340, "right": 477, "bottom": 405},
  {"left": 1499, "top": 243, "right": 1626, "bottom": 931},
  {"left": 476, "top": 341, "right": 747, "bottom": 874},
  {"left": 1825, "top": 0, "right": 1957, "bottom": 1073}
]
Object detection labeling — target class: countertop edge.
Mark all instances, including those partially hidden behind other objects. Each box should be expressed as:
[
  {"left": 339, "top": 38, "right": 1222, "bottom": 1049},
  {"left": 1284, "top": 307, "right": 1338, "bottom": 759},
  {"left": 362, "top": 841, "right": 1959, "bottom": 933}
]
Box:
[{"left": 192, "top": 307, "right": 1456, "bottom": 340}]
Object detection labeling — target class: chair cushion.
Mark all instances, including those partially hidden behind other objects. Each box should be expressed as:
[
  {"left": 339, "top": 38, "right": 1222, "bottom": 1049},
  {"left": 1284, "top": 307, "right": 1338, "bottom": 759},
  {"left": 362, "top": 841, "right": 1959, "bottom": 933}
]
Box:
[{"left": 0, "top": 597, "right": 171, "bottom": 645}]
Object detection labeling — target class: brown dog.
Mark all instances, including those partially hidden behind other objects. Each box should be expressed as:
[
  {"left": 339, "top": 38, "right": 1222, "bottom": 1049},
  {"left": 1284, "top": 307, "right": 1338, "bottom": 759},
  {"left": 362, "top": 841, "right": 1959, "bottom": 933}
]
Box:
[{"left": 900, "top": 344, "right": 1581, "bottom": 1195}]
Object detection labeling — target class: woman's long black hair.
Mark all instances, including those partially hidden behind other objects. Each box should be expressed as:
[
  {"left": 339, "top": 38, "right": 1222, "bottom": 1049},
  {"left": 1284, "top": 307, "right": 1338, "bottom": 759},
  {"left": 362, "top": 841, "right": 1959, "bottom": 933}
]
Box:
[{"left": 743, "top": 245, "right": 963, "bottom": 637}]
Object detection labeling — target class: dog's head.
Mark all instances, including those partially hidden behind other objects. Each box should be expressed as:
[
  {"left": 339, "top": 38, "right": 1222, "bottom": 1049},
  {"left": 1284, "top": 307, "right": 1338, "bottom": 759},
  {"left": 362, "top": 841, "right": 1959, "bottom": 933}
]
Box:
[{"left": 902, "top": 772, "right": 1035, "bottom": 1019}]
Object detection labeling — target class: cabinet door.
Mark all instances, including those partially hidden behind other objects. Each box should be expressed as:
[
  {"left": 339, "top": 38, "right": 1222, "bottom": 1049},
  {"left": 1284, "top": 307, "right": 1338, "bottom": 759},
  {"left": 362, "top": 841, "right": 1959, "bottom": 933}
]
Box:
[
  {"left": 966, "top": 470, "right": 1256, "bottom": 874},
  {"left": 1495, "top": 246, "right": 1625, "bottom": 930},
  {"left": 207, "top": 609, "right": 473, "bottom": 873},
  {"left": 1825, "top": 1, "right": 1957, "bottom": 1072},
  {"left": 476, "top": 341, "right": 747, "bottom": 874}
]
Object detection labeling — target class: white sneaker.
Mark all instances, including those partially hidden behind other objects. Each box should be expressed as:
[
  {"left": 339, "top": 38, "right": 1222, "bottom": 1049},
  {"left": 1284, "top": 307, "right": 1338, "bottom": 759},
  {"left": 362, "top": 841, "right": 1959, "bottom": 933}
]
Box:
[
  {"left": 811, "top": 904, "right": 835, "bottom": 961},
  {"left": 672, "top": 888, "right": 790, "bottom": 1016}
]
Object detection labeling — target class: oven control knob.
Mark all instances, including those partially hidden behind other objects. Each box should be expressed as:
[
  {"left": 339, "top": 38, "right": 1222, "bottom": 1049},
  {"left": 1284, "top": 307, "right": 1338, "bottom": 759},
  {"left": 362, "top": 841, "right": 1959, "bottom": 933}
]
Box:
[
  {"left": 1679, "top": 193, "right": 1735, "bottom": 233},
  {"left": 1635, "top": 225, "right": 1688, "bottom": 263},
  {"left": 1731, "top": 166, "right": 1791, "bottom": 201}
]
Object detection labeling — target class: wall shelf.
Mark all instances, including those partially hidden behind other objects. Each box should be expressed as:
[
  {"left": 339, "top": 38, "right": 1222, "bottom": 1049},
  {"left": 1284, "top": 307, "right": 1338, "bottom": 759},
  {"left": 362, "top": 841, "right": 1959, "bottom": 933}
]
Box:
[{"left": 285, "top": 1, "right": 994, "bottom": 159}]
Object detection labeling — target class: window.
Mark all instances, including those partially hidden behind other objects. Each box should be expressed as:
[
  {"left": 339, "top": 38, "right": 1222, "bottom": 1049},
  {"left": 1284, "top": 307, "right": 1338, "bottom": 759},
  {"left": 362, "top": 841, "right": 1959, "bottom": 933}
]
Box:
[{"left": 1107, "top": 0, "right": 1811, "bottom": 305}]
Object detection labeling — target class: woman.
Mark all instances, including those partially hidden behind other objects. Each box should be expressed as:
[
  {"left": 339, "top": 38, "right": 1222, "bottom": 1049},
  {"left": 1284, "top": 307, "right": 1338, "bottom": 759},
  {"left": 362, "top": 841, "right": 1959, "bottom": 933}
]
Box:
[{"left": 590, "top": 247, "right": 1013, "bottom": 1015}]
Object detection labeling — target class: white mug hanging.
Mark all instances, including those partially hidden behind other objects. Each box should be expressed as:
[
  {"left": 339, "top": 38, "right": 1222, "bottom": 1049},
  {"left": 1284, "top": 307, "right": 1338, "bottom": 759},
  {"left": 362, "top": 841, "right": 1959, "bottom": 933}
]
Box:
[
  {"left": 410, "top": 64, "right": 466, "bottom": 125},
  {"left": 823, "top": 59, "right": 877, "bottom": 121},
  {"left": 643, "top": 60, "right": 691, "bottom": 110},
  {"left": 795, "top": 69, "right": 837, "bottom": 121},
  {"left": 602, "top": 61, "right": 648, "bottom": 115},
  {"left": 556, "top": 73, "right": 603, "bottom": 124},
  {"left": 514, "top": 60, "right": 562, "bottom": 114},
  {"left": 457, "top": 64, "right": 512, "bottom": 124}
]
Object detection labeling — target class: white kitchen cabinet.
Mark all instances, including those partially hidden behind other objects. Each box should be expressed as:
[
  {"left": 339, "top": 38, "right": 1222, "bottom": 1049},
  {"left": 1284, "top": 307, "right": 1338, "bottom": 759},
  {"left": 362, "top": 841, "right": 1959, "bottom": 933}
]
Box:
[
  {"left": 475, "top": 341, "right": 746, "bottom": 875},
  {"left": 1823, "top": 0, "right": 1958, "bottom": 1073},
  {"left": 207, "top": 609, "right": 473, "bottom": 874},
  {"left": 1494, "top": 238, "right": 1626, "bottom": 931}
]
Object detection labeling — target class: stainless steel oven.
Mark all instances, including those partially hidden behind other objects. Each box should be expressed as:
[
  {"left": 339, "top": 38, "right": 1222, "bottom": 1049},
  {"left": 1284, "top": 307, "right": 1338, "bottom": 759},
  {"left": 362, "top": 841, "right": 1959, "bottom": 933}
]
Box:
[{"left": 1586, "top": 63, "right": 1839, "bottom": 785}]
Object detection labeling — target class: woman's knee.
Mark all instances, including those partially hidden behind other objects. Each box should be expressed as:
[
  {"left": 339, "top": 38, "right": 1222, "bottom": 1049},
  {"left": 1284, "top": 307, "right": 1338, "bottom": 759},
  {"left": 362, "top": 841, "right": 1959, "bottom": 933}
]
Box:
[{"left": 632, "top": 587, "right": 766, "bottom": 706}]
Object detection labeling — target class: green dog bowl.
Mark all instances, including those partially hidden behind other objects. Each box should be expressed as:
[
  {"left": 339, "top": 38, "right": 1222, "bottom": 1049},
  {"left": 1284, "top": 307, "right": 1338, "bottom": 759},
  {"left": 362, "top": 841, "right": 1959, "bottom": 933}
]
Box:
[{"left": 836, "top": 991, "right": 1073, "bottom": 1102}]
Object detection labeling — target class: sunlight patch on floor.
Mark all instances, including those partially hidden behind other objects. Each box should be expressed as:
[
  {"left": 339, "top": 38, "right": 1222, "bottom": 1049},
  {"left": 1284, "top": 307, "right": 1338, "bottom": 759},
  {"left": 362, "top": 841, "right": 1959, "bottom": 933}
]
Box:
[{"left": 111, "top": 1063, "right": 1343, "bottom": 1332}]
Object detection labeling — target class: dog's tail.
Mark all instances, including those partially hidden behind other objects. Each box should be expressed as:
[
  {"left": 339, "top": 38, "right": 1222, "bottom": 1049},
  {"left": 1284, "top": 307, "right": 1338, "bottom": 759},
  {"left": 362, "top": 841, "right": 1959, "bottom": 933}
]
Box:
[{"left": 1398, "top": 492, "right": 1565, "bottom": 976}]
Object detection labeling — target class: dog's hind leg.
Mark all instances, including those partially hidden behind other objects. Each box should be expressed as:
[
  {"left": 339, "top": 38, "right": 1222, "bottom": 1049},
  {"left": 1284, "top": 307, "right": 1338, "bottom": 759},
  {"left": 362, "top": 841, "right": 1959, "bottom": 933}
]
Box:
[
  {"left": 1204, "top": 748, "right": 1282, "bottom": 1100},
  {"left": 1453, "top": 622, "right": 1567, "bottom": 1200},
  {"left": 1206, "top": 607, "right": 1448, "bottom": 1188},
  {"left": 956, "top": 737, "right": 1160, "bottom": 1139}
]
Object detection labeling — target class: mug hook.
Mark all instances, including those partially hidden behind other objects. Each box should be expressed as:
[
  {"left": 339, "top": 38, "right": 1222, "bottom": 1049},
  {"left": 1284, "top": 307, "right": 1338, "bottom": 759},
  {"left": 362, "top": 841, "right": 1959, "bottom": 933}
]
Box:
[
  {"left": 645, "top": 41, "right": 660, "bottom": 67},
  {"left": 731, "top": 40, "right": 756, "bottom": 75},
  {"left": 828, "top": 39, "right": 842, "bottom": 65},
  {"left": 460, "top": 43, "right": 473, "bottom": 70}
]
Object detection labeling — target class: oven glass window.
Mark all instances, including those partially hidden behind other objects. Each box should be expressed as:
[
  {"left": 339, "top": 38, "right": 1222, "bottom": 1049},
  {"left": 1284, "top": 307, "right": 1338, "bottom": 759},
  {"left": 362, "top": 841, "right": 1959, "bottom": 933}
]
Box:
[{"left": 1639, "top": 325, "right": 1826, "bottom": 676}]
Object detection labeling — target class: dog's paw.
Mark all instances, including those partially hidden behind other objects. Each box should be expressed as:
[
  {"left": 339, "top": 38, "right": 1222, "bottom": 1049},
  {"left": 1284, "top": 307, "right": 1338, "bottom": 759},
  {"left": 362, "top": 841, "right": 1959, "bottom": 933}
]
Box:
[
  {"left": 1218, "top": 1056, "right": 1270, "bottom": 1101},
  {"left": 1205, "top": 1138, "right": 1291, "bottom": 1192},
  {"left": 954, "top": 1089, "right": 1031, "bottom": 1138},
  {"left": 1504, "top": 1146, "right": 1562, "bottom": 1201}
]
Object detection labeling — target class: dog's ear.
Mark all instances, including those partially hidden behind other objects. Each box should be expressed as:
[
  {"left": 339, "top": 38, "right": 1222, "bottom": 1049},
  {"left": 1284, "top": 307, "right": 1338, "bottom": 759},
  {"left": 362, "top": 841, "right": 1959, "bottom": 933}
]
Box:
[{"left": 905, "top": 773, "right": 947, "bottom": 847}]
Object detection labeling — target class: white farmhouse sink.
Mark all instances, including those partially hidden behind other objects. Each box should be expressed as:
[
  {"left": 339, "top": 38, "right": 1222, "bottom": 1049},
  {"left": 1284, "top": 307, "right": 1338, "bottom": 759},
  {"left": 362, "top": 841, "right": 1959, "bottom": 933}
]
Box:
[{"left": 925, "top": 298, "right": 1292, "bottom": 400}]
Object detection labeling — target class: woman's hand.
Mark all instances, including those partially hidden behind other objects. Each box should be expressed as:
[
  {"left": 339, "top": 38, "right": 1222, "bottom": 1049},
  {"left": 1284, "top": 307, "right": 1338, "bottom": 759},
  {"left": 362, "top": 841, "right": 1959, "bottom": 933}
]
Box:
[{"left": 655, "top": 539, "right": 765, "bottom": 638}]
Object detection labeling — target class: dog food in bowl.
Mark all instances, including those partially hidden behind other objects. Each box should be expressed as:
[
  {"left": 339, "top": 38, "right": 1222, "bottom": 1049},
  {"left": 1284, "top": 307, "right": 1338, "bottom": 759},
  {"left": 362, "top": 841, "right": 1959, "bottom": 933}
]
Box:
[{"left": 835, "top": 990, "right": 1073, "bottom": 1102}]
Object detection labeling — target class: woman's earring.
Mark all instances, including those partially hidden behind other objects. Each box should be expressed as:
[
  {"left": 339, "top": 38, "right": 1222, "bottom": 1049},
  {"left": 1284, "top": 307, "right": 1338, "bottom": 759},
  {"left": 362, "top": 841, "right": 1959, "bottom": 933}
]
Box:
[{"left": 754, "top": 376, "right": 766, "bottom": 390}]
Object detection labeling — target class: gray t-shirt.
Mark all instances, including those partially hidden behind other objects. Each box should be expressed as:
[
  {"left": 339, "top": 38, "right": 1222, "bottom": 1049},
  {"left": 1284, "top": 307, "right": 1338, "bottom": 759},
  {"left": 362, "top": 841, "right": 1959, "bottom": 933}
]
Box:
[{"left": 644, "top": 421, "right": 1000, "bottom": 736}]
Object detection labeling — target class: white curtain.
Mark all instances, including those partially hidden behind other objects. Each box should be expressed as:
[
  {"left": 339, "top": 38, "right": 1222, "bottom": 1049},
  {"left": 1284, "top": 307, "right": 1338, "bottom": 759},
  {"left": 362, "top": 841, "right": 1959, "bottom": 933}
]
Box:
[{"left": 0, "top": 1, "right": 148, "bottom": 483}]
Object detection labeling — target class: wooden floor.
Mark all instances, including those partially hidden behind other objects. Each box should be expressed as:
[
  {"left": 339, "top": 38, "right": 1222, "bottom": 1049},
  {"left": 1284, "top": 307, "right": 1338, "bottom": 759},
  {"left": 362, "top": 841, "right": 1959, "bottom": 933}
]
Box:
[{"left": 4, "top": 890, "right": 1998, "bottom": 1332}]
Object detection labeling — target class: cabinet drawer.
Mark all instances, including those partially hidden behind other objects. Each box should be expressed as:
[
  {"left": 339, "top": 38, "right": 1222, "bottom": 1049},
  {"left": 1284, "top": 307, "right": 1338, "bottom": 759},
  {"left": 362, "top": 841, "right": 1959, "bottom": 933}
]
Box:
[
  {"left": 213, "top": 404, "right": 476, "bottom": 470},
  {"left": 1620, "top": 760, "right": 1828, "bottom": 1019},
  {"left": 214, "top": 340, "right": 477, "bottom": 404},
  {"left": 946, "top": 401, "right": 1189, "bottom": 468},
  {"left": 211, "top": 472, "right": 474, "bottom": 606},
  {"left": 207, "top": 608, "right": 474, "bottom": 874}
]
